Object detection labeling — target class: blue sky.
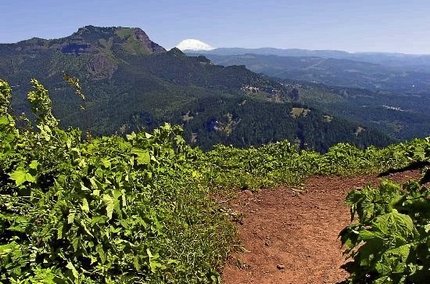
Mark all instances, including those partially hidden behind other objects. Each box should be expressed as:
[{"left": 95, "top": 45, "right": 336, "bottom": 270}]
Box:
[{"left": 1, "top": 0, "right": 429, "bottom": 54}]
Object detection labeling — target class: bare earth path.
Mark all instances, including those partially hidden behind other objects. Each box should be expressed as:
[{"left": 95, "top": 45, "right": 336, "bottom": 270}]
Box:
[{"left": 221, "top": 171, "right": 419, "bottom": 284}]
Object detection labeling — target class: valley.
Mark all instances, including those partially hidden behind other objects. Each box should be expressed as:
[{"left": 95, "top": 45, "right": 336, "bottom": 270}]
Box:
[
  {"left": 189, "top": 50, "right": 430, "bottom": 141},
  {"left": 2, "top": 4, "right": 430, "bottom": 282},
  {"left": 0, "top": 26, "right": 396, "bottom": 152}
]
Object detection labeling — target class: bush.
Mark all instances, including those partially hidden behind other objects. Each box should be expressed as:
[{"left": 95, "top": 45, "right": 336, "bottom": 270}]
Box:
[
  {"left": 0, "top": 79, "right": 234, "bottom": 283},
  {"left": 340, "top": 180, "right": 430, "bottom": 283}
]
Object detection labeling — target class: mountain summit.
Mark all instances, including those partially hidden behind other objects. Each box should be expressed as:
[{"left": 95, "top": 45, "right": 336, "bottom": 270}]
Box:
[
  {"left": 11, "top": 25, "right": 165, "bottom": 57},
  {"left": 71, "top": 25, "right": 166, "bottom": 54},
  {"left": 176, "top": 39, "right": 214, "bottom": 51}
]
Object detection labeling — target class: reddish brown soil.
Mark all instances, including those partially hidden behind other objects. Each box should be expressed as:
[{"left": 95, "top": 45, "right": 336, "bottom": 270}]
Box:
[{"left": 221, "top": 171, "right": 420, "bottom": 284}]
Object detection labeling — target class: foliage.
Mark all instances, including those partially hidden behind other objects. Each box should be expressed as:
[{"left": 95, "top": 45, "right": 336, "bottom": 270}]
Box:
[
  {"left": 2, "top": 78, "right": 430, "bottom": 283},
  {"left": 340, "top": 141, "right": 430, "bottom": 283},
  {"left": 199, "top": 139, "right": 430, "bottom": 191},
  {"left": 0, "top": 79, "right": 234, "bottom": 283},
  {"left": 340, "top": 181, "right": 430, "bottom": 283}
]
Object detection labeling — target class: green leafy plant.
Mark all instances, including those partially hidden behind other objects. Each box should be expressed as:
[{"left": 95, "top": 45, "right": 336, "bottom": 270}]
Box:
[
  {"left": 340, "top": 180, "right": 430, "bottom": 283},
  {"left": 198, "top": 139, "right": 430, "bottom": 191},
  {"left": 0, "top": 79, "right": 234, "bottom": 283},
  {"left": 2, "top": 78, "right": 430, "bottom": 283}
]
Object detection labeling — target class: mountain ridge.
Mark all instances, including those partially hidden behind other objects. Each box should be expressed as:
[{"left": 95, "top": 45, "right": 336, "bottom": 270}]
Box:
[
  {"left": 189, "top": 47, "right": 430, "bottom": 67},
  {"left": 186, "top": 51, "right": 430, "bottom": 140},
  {"left": 12, "top": 25, "right": 166, "bottom": 54},
  {"left": 0, "top": 26, "right": 394, "bottom": 151}
]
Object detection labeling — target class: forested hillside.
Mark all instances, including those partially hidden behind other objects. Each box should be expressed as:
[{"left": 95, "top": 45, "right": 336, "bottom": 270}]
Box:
[
  {"left": 282, "top": 80, "right": 430, "bottom": 140},
  {"left": 188, "top": 52, "right": 430, "bottom": 140},
  {"left": 0, "top": 26, "right": 393, "bottom": 152}
]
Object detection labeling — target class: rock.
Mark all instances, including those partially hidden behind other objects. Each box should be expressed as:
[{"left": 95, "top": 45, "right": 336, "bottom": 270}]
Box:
[{"left": 277, "top": 264, "right": 285, "bottom": 270}]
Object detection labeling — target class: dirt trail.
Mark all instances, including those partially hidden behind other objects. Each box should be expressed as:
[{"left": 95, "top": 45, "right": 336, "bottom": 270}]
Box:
[{"left": 221, "top": 171, "right": 420, "bottom": 284}]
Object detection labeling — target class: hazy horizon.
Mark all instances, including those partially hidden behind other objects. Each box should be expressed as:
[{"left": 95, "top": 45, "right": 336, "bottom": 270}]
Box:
[{"left": 2, "top": 0, "right": 430, "bottom": 55}]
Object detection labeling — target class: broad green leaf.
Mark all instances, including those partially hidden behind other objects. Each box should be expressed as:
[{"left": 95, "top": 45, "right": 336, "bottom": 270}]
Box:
[
  {"left": 131, "top": 148, "right": 151, "bottom": 165},
  {"left": 376, "top": 244, "right": 411, "bottom": 275},
  {"left": 68, "top": 212, "right": 75, "bottom": 224},
  {"left": 374, "top": 276, "right": 393, "bottom": 284},
  {"left": 373, "top": 210, "right": 416, "bottom": 240},
  {"left": 147, "top": 248, "right": 166, "bottom": 272},
  {"left": 0, "top": 243, "right": 20, "bottom": 256},
  {"left": 72, "top": 238, "right": 79, "bottom": 252},
  {"left": 90, "top": 177, "right": 103, "bottom": 190},
  {"left": 103, "top": 194, "right": 114, "bottom": 219},
  {"left": 57, "top": 223, "right": 63, "bottom": 239},
  {"left": 0, "top": 115, "right": 9, "bottom": 125},
  {"left": 66, "top": 262, "right": 79, "bottom": 279},
  {"left": 126, "top": 132, "right": 136, "bottom": 141},
  {"left": 10, "top": 168, "right": 36, "bottom": 186},
  {"left": 133, "top": 256, "right": 141, "bottom": 271},
  {"left": 359, "top": 229, "right": 384, "bottom": 241},
  {"left": 29, "top": 160, "right": 39, "bottom": 170},
  {"left": 80, "top": 182, "right": 91, "bottom": 191},
  {"left": 81, "top": 198, "right": 89, "bottom": 213},
  {"left": 81, "top": 221, "right": 94, "bottom": 237},
  {"left": 96, "top": 244, "right": 106, "bottom": 264},
  {"left": 101, "top": 158, "right": 111, "bottom": 168}
]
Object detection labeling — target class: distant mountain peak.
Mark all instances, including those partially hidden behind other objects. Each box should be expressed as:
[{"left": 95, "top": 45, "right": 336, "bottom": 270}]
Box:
[
  {"left": 68, "top": 26, "right": 166, "bottom": 55},
  {"left": 3, "top": 25, "right": 168, "bottom": 81},
  {"left": 12, "top": 26, "right": 166, "bottom": 57},
  {"left": 167, "top": 47, "right": 186, "bottom": 56},
  {"left": 176, "top": 39, "right": 214, "bottom": 51},
  {"left": 74, "top": 25, "right": 145, "bottom": 36}
]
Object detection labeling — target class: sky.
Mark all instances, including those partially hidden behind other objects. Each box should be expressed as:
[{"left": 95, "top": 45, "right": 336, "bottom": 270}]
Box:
[{"left": 1, "top": 0, "right": 430, "bottom": 54}]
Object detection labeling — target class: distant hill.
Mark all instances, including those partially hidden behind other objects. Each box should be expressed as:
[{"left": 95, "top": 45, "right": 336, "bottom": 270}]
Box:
[
  {"left": 189, "top": 52, "right": 430, "bottom": 93},
  {"left": 281, "top": 80, "right": 430, "bottom": 140},
  {"left": 192, "top": 47, "right": 430, "bottom": 69},
  {"left": 0, "top": 26, "right": 393, "bottom": 151},
  {"left": 186, "top": 51, "right": 430, "bottom": 140}
]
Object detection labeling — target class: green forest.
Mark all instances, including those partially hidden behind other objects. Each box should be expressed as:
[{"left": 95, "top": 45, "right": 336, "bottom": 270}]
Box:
[
  {"left": 1, "top": 79, "right": 429, "bottom": 283},
  {"left": 0, "top": 26, "right": 395, "bottom": 153}
]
